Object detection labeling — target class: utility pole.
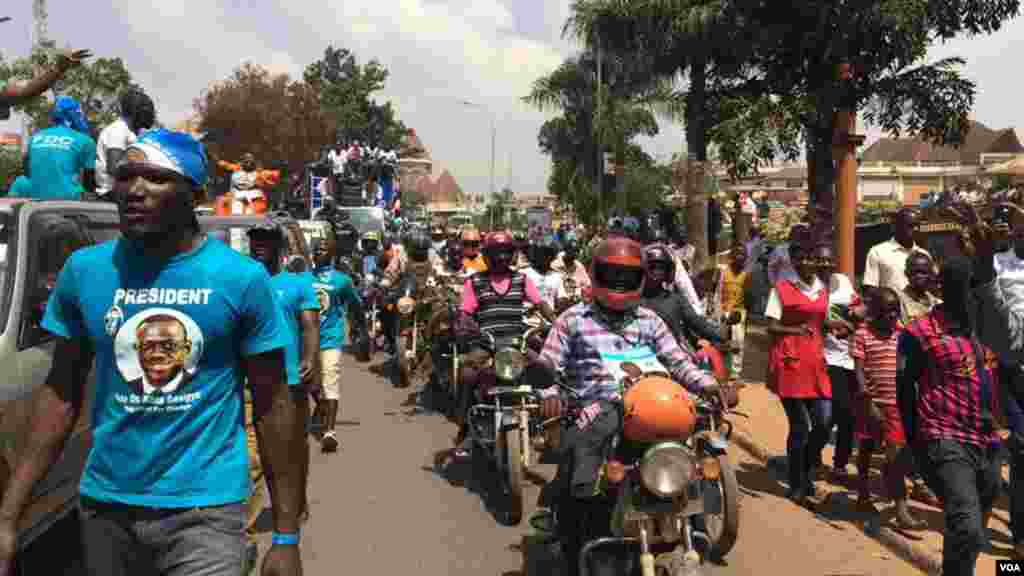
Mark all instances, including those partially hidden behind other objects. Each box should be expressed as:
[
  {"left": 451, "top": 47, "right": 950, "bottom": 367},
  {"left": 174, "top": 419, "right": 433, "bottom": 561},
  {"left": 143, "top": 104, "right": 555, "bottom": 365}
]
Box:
[
  {"left": 23, "top": 0, "right": 49, "bottom": 154},
  {"left": 594, "top": 37, "right": 604, "bottom": 222}
]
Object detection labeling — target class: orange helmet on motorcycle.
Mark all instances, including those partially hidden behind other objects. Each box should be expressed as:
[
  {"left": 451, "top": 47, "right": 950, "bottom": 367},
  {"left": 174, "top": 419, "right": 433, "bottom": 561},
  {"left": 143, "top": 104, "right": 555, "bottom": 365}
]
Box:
[
  {"left": 590, "top": 237, "right": 646, "bottom": 312},
  {"left": 461, "top": 228, "right": 482, "bottom": 257},
  {"left": 622, "top": 375, "right": 697, "bottom": 442}
]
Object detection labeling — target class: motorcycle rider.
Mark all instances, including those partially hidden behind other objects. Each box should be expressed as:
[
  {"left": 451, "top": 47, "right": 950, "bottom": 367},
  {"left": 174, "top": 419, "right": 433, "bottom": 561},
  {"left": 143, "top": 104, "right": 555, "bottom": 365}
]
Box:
[
  {"left": 358, "top": 231, "right": 382, "bottom": 278},
  {"left": 536, "top": 237, "right": 720, "bottom": 576},
  {"left": 641, "top": 244, "right": 725, "bottom": 354},
  {"left": 461, "top": 228, "right": 488, "bottom": 274},
  {"left": 450, "top": 231, "right": 557, "bottom": 454},
  {"left": 523, "top": 236, "right": 568, "bottom": 315}
]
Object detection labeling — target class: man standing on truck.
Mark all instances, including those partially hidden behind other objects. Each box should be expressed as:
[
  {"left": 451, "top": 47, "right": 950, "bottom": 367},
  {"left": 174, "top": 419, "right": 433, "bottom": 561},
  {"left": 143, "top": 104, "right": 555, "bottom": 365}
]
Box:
[
  {"left": 25, "top": 96, "right": 98, "bottom": 200},
  {"left": 92, "top": 88, "right": 156, "bottom": 201},
  {"left": 0, "top": 129, "right": 303, "bottom": 576}
]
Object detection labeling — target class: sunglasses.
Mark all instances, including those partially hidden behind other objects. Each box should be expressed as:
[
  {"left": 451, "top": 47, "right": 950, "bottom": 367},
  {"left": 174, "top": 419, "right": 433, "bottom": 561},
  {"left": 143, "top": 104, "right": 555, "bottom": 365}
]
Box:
[{"left": 464, "top": 241, "right": 481, "bottom": 248}]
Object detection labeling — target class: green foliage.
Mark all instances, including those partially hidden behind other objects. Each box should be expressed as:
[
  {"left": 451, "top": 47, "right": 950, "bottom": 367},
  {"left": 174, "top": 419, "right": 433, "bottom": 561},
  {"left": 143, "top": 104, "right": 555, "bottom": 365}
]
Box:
[
  {"left": 857, "top": 200, "right": 903, "bottom": 225},
  {"left": 0, "top": 147, "right": 23, "bottom": 192},
  {"left": 525, "top": 52, "right": 669, "bottom": 223},
  {"left": 303, "top": 46, "right": 406, "bottom": 150},
  {"left": 0, "top": 44, "right": 135, "bottom": 132}
]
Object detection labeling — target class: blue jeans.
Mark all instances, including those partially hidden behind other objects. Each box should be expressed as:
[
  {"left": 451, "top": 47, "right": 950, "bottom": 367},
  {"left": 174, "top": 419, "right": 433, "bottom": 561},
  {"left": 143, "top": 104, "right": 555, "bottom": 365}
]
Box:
[
  {"left": 780, "top": 398, "right": 832, "bottom": 495},
  {"left": 79, "top": 497, "right": 246, "bottom": 576}
]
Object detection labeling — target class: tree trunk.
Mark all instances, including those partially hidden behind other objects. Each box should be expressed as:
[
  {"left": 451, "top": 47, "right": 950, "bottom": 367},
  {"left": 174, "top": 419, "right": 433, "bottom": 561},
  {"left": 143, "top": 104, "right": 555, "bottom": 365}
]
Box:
[
  {"left": 615, "top": 142, "right": 627, "bottom": 213},
  {"left": 685, "top": 54, "right": 709, "bottom": 271}
]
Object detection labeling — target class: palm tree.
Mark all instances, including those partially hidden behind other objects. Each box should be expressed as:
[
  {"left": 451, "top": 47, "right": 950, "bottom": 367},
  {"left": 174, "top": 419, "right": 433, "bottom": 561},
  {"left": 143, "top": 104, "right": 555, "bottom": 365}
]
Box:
[
  {"left": 567, "top": 0, "right": 742, "bottom": 267},
  {"left": 524, "top": 51, "right": 672, "bottom": 224}
]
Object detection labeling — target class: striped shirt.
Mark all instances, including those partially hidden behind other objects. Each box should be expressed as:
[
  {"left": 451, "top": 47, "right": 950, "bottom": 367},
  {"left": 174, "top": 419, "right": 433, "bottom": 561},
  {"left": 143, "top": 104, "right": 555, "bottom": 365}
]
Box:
[
  {"left": 467, "top": 272, "right": 530, "bottom": 340},
  {"left": 898, "top": 307, "right": 1000, "bottom": 447},
  {"left": 538, "top": 303, "right": 716, "bottom": 402},
  {"left": 851, "top": 324, "right": 900, "bottom": 405}
]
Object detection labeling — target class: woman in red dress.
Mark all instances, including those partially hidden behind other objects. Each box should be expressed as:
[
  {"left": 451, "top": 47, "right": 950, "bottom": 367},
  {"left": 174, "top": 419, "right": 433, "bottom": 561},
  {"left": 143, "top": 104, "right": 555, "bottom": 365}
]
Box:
[{"left": 765, "top": 241, "right": 833, "bottom": 507}]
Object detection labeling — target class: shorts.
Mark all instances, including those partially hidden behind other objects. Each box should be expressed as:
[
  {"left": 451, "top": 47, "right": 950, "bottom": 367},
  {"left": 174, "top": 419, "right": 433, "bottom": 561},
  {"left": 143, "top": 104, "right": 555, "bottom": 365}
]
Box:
[
  {"left": 855, "top": 400, "right": 906, "bottom": 446},
  {"left": 321, "top": 348, "right": 343, "bottom": 400}
]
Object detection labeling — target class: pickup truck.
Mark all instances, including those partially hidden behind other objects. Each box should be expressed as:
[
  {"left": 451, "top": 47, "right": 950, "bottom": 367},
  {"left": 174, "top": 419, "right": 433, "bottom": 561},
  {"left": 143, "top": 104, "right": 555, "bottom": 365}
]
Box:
[{"left": 0, "top": 201, "right": 315, "bottom": 574}]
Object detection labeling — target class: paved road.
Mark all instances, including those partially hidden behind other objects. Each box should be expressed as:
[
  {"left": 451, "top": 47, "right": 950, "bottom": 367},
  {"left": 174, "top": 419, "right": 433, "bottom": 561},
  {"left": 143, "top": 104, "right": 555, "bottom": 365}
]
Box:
[{"left": 254, "top": 354, "right": 924, "bottom": 575}]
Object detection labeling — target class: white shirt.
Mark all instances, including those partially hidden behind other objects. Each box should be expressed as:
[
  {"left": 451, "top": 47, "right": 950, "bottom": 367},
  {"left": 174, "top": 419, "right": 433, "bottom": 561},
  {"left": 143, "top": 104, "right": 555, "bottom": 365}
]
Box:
[
  {"left": 862, "top": 238, "right": 928, "bottom": 292},
  {"left": 764, "top": 275, "right": 825, "bottom": 320},
  {"left": 994, "top": 249, "right": 1024, "bottom": 315},
  {"left": 95, "top": 118, "right": 137, "bottom": 196},
  {"left": 523, "top": 268, "right": 566, "bottom": 309},
  {"left": 824, "top": 273, "right": 857, "bottom": 369},
  {"left": 327, "top": 149, "right": 347, "bottom": 175}
]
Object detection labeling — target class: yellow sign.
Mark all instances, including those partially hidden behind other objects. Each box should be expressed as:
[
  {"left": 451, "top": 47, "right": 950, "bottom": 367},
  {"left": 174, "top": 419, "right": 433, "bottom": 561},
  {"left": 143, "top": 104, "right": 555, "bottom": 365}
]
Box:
[{"left": 918, "top": 222, "right": 962, "bottom": 233}]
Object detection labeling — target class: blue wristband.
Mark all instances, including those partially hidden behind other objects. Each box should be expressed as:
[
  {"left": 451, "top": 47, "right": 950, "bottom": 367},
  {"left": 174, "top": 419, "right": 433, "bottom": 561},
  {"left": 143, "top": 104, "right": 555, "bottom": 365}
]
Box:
[{"left": 272, "top": 532, "right": 300, "bottom": 546}]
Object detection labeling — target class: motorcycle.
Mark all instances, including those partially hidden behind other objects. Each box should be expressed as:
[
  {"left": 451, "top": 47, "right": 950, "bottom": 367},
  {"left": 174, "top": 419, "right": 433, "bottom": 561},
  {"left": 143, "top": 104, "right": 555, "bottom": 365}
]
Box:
[
  {"left": 392, "top": 276, "right": 438, "bottom": 389},
  {"left": 559, "top": 370, "right": 740, "bottom": 576},
  {"left": 426, "top": 274, "right": 470, "bottom": 417},
  {"left": 466, "top": 325, "right": 550, "bottom": 526},
  {"left": 357, "top": 273, "right": 384, "bottom": 360}
]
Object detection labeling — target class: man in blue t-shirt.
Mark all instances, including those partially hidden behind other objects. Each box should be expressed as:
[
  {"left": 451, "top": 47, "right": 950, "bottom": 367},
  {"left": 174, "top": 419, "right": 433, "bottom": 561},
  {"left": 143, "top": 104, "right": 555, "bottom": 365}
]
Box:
[
  {"left": 311, "top": 228, "right": 363, "bottom": 453},
  {"left": 25, "top": 96, "right": 97, "bottom": 200},
  {"left": 247, "top": 216, "right": 320, "bottom": 540},
  {"left": 0, "top": 129, "right": 303, "bottom": 576}
]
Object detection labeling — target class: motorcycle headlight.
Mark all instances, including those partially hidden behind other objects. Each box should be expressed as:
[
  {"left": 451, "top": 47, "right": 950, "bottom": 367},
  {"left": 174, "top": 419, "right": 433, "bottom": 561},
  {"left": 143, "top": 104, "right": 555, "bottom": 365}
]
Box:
[
  {"left": 397, "top": 296, "right": 416, "bottom": 315},
  {"left": 639, "top": 442, "right": 693, "bottom": 499},
  {"left": 494, "top": 348, "right": 527, "bottom": 381}
]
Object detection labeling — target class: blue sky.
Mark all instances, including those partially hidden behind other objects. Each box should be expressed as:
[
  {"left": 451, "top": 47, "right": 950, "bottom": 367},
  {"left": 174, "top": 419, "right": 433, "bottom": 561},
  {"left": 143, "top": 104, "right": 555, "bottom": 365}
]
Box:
[{"left": 1, "top": 1, "right": 1021, "bottom": 197}]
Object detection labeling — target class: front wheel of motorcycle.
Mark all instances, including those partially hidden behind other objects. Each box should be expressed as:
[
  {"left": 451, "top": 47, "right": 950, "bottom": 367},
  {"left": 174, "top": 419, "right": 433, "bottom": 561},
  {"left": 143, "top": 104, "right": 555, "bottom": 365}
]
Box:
[
  {"left": 696, "top": 455, "right": 740, "bottom": 561},
  {"left": 355, "top": 334, "right": 371, "bottom": 363},
  {"left": 396, "top": 339, "right": 411, "bottom": 388},
  {"left": 502, "top": 427, "right": 524, "bottom": 526}
]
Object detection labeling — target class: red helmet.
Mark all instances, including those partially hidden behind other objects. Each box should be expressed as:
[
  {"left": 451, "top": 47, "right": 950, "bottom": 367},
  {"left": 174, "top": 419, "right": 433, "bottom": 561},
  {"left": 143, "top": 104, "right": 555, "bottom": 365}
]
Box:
[
  {"left": 590, "top": 237, "right": 646, "bottom": 311},
  {"left": 483, "top": 230, "right": 515, "bottom": 252},
  {"left": 482, "top": 230, "right": 516, "bottom": 270}
]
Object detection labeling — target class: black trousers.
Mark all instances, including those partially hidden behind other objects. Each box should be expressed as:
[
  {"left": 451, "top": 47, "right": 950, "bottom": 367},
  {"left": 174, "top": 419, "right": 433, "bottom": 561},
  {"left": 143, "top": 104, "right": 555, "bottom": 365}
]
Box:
[
  {"left": 914, "top": 439, "right": 1000, "bottom": 576},
  {"left": 827, "top": 366, "right": 856, "bottom": 469},
  {"left": 549, "top": 401, "right": 624, "bottom": 576},
  {"left": 1010, "top": 433, "right": 1024, "bottom": 546}
]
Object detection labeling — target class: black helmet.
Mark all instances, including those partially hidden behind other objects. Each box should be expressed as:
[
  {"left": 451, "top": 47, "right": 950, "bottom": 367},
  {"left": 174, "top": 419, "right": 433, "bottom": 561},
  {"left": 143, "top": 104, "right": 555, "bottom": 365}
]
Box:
[
  {"left": 643, "top": 243, "right": 676, "bottom": 278},
  {"left": 406, "top": 230, "right": 431, "bottom": 263},
  {"left": 529, "top": 236, "right": 559, "bottom": 270}
]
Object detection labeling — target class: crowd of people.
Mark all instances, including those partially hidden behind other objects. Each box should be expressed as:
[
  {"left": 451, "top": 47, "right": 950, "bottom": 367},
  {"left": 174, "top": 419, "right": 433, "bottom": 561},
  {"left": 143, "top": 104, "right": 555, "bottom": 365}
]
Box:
[{"left": 5, "top": 44, "right": 1024, "bottom": 576}]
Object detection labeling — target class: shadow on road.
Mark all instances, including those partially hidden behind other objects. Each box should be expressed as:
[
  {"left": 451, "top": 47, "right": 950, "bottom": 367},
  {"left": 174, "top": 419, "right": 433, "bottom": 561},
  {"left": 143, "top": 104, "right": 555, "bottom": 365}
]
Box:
[{"left": 503, "top": 534, "right": 563, "bottom": 576}]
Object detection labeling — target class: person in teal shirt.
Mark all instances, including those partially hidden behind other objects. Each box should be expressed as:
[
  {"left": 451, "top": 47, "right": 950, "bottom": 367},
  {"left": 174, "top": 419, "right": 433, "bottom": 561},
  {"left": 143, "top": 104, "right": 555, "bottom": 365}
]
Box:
[
  {"left": 247, "top": 220, "right": 320, "bottom": 388},
  {"left": 23, "top": 129, "right": 304, "bottom": 576},
  {"left": 26, "top": 96, "right": 96, "bottom": 200},
  {"left": 5, "top": 175, "right": 30, "bottom": 197},
  {"left": 246, "top": 214, "right": 320, "bottom": 538},
  {"left": 310, "top": 227, "right": 362, "bottom": 453}
]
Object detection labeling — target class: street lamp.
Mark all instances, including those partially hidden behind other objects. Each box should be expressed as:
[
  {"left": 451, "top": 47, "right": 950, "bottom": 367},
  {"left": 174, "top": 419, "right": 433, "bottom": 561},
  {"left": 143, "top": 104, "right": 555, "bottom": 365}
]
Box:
[{"left": 459, "top": 99, "right": 496, "bottom": 230}]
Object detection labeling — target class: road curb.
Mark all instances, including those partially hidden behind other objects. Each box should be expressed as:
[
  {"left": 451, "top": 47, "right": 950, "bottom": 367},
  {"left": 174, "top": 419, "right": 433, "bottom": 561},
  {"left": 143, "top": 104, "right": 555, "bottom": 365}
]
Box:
[{"left": 730, "top": 427, "right": 943, "bottom": 575}]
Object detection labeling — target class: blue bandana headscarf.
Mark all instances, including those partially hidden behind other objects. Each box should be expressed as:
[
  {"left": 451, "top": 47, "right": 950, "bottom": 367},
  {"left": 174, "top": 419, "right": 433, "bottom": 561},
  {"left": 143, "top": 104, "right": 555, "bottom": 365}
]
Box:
[
  {"left": 124, "top": 129, "right": 209, "bottom": 187},
  {"left": 49, "top": 96, "right": 90, "bottom": 134}
]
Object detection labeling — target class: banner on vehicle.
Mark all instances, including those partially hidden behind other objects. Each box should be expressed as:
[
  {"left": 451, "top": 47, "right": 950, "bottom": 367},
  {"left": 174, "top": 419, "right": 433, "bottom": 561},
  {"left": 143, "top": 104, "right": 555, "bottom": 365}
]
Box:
[{"left": 309, "top": 175, "right": 329, "bottom": 219}]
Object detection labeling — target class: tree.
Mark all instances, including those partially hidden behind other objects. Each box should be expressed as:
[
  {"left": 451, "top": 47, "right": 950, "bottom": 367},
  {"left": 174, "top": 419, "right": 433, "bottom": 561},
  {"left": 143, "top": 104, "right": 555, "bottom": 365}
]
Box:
[
  {"left": 524, "top": 53, "right": 663, "bottom": 225},
  {"left": 0, "top": 43, "right": 135, "bottom": 133},
  {"left": 303, "top": 46, "right": 406, "bottom": 150},
  {"left": 0, "top": 147, "right": 22, "bottom": 192},
  {"left": 733, "top": 0, "right": 1019, "bottom": 220},
  {"left": 567, "top": 0, "right": 798, "bottom": 267},
  {"left": 195, "top": 63, "right": 332, "bottom": 175}
]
